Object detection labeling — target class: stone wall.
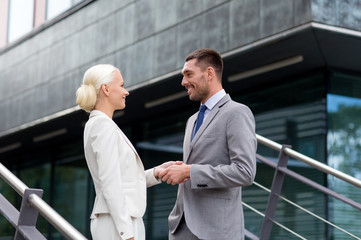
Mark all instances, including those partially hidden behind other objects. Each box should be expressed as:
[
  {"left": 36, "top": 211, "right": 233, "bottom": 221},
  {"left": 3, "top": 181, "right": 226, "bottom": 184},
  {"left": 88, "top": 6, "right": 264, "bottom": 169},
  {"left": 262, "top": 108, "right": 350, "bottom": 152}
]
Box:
[{"left": 1, "top": 0, "right": 359, "bottom": 133}]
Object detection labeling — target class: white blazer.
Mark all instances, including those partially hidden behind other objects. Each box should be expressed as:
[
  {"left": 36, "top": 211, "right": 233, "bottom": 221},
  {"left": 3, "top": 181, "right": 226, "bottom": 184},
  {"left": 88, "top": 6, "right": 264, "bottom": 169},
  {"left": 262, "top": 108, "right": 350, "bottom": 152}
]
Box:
[{"left": 83, "top": 110, "right": 160, "bottom": 239}]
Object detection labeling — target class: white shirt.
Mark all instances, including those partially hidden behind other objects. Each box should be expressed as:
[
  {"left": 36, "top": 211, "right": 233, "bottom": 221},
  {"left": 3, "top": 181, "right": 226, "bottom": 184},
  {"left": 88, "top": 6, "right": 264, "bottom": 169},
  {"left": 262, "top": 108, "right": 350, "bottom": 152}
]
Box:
[
  {"left": 192, "top": 89, "right": 226, "bottom": 136},
  {"left": 202, "top": 89, "right": 226, "bottom": 121}
]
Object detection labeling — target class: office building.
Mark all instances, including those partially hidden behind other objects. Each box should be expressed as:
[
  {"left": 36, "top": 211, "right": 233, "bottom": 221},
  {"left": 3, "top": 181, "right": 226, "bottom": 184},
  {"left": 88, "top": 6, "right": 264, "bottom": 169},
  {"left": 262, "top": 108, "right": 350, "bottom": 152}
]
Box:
[{"left": 0, "top": 0, "right": 360, "bottom": 239}]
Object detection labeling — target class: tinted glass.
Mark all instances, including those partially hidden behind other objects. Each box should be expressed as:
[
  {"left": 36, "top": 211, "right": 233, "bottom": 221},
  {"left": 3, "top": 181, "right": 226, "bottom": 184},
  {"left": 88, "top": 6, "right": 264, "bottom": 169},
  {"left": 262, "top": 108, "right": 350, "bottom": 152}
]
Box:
[{"left": 327, "top": 72, "right": 361, "bottom": 239}]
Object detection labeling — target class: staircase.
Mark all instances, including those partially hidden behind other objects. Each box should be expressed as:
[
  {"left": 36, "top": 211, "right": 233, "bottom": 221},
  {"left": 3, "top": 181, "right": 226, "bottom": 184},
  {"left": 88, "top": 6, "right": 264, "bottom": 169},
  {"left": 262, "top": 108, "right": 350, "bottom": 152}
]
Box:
[
  {"left": 0, "top": 162, "right": 87, "bottom": 240},
  {"left": 0, "top": 134, "right": 360, "bottom": 239},
  {"left": 244, "top": 134, "right": 361, "bottom": 239}
]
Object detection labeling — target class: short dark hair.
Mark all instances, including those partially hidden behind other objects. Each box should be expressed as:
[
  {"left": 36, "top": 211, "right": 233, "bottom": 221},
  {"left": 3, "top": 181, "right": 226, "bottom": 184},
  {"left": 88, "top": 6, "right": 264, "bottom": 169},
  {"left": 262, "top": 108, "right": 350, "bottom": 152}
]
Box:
[{"left": 185, "top": 48, "right": 223, "bottom": 80}]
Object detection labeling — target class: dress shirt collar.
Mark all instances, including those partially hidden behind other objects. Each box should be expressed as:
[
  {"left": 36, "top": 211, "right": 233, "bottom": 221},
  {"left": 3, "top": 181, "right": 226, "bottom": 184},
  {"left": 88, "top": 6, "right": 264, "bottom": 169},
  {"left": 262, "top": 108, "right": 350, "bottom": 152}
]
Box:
[{"left": 202, "top": 89, "right": 226, "bottom": 110}]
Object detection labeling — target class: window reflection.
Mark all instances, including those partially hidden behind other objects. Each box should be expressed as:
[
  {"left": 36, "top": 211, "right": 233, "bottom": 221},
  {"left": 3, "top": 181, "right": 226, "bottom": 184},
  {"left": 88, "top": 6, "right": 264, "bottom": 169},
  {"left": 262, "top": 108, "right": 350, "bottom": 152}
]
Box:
[
  {"left": 0, "top": 171, "right": 19, "bottom": 239},
  {"left": 231, "top": 72, "right": 328, "bottom": 238},
  {"left": 8, "top": 0, "right": 34, "bottom": 42},
  {"left": 134, "top": 112, "right": 186, "bottom": 239},
  {"left": 327, "top": 72, "right": 361, "bottom": 239},
  {"left": 328, "top": 93, "right": 361, "bottom": 177},
  {"left": 46, "top": 0, "right": 84, "bottom": 20},
  {"left": 52, "top": 159, "right": 88, "bottom": 239},
  {"left": 19, "top": 164, "right": 51, "bottom": 236},
  {"left": 5, "top": 0, "right": 86, "bottom": 45}
]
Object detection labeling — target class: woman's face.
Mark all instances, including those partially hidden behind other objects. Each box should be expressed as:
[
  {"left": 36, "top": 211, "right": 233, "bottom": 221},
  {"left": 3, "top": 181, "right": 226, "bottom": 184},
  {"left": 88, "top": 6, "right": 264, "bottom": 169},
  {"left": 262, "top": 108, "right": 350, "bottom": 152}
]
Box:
[{"left": 108, "top": 70, "right": 129, "bottom": 110}]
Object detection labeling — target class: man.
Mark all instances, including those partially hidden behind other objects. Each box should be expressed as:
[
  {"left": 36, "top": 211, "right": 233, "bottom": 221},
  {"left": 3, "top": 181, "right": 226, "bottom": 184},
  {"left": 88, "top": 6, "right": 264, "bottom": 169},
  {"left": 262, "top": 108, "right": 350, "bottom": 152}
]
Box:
[{"left": 159, "top": 49, "right": 257, "bottom": 240}]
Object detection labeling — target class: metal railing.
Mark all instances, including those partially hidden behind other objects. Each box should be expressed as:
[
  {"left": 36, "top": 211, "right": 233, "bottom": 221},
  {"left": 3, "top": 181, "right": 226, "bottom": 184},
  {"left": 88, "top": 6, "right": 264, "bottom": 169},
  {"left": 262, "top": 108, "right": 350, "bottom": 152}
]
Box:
[
  {"left": 256, "top": 134, "right": 361, "bottom": 188},
  {"left": 243, "top": 134, "right": 361, "bottom": 240},
  {"left": 1, "top": 133, "right": 360, "bottom": 239},
  {"left": 0, "top": 162, "right": 87, "bottom": 240}
]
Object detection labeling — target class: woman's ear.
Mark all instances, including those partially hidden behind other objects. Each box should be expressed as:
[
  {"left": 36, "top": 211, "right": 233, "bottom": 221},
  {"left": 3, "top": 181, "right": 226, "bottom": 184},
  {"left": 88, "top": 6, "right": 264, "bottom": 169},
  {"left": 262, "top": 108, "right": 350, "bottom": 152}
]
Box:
[{"left": 100, "top": 84, "right": 110, "bottom": 96}]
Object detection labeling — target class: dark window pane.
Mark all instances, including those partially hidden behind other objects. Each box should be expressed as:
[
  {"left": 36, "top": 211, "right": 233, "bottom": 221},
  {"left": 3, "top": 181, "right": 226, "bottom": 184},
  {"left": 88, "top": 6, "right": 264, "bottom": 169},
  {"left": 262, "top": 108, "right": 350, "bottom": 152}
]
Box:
[
  {"left": 52, "top": 158, "right": 88, "bottom": 239},
  {"left": 327, "top": 72, "right": 361, "bottom": 239}
]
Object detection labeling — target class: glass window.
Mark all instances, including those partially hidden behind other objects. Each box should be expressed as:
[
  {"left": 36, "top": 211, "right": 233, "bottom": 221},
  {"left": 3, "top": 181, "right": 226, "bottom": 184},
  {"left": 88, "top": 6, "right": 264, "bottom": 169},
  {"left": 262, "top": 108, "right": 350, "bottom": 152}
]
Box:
[
  {"left": 0, "top": 168, "right": 20, "bottom": 239},
  {"left": 0, "top": 0, "right": 9, "bottom": 47},
  {"left": 51, "top": 157, "right": 89, "bottom": 239},
  {"left": 327, "top": 72, "right": 361, "bottom": 239},
  {"left": 19, "top": 163, "right": 51, "bottom": 236},
  {"left": 46, "top": 0, "right": 83, "bottom": 20},
  {"left": 134, "top": 111, "right": 187, "bottom": 239},
  {"left": 234, "top": 72, "right": 327, "bottom": 239},
  {"left": 8, "top": 0, "right": 34, "bottom": 42},
  {"left": 129, "top": 72, "right": 330, "bottom": 239},
  {"left": 234, "top": 72, "right": 327, "bottom": 161}
]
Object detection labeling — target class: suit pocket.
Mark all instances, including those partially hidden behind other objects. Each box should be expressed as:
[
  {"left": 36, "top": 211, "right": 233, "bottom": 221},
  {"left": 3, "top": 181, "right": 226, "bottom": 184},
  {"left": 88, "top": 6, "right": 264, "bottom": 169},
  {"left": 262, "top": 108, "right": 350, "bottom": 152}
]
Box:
[
  {"left": 197, "top": 188, "right": 231, "bottom": 200},
  {"left": 203, "top": 133, "right": 219, "bottom": 138}
]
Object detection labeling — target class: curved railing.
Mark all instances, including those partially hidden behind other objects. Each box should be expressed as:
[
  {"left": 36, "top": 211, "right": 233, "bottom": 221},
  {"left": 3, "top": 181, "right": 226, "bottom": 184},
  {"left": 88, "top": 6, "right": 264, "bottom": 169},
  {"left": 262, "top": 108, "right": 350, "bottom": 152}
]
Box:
[{"left": 243, "top": 134, "right": 361, "bottom": 240}]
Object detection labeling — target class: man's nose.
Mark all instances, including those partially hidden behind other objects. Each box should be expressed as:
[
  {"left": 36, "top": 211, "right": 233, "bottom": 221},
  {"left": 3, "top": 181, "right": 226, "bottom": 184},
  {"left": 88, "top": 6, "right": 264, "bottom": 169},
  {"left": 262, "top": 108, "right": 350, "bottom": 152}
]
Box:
[{"left": 181, "top": 77, "right": 187, "bottom": 86}]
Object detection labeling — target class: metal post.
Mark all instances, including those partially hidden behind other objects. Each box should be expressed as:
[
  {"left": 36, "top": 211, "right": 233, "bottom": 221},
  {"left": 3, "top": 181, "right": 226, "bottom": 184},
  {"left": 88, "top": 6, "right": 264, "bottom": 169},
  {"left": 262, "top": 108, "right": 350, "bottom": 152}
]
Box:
[
  {"left": 259, "top": 145, "right": 291, "bottom": 240},
  {"left": 0, "top": 193, "right": 19, "bottom": 227},
  {"left": 28, "top": 193, "right": 88, "bottom": 240},
  {"left": 15, "top": 188, "right": 46, "bottom": 240},
  {"left": 0, "top": 162, "right": 88, "bottom": 240}
]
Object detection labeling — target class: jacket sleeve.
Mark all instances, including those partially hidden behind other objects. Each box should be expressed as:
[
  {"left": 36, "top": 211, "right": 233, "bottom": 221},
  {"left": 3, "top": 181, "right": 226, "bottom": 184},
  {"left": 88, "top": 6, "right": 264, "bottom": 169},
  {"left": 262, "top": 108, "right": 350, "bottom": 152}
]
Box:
[
  {"left": 90, "top": 118, "right": 134, "bottom": 240},
  {"left": 190, "top": 105, "right": 257, "bottom": 189},
  {"left": 145, "top": 168, "right": 161, "bottom": 187}
]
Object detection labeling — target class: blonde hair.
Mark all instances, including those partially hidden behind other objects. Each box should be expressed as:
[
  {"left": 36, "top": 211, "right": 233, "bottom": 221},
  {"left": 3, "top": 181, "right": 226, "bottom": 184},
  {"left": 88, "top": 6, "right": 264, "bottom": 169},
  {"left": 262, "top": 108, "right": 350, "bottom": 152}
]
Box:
[{"left": 76, "top": 64, "right": 117, "bottom": 112}]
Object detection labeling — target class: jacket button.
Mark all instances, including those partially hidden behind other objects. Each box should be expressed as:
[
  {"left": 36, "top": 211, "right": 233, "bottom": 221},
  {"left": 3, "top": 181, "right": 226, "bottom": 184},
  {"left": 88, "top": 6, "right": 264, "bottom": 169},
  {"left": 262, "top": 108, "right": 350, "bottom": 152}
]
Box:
[{"left": 120, "top": 232, "right": 124, "bottom": 235}]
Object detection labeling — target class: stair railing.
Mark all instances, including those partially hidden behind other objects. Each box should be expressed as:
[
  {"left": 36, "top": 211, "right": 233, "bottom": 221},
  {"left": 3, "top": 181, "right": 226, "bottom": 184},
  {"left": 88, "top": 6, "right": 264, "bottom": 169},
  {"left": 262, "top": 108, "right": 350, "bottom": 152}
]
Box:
[
  {"left": 0, "top": 162, "right": 87, "bottom": 240},
  {"left": 243, "top": 134, "right": 361, "bottom": 240}
]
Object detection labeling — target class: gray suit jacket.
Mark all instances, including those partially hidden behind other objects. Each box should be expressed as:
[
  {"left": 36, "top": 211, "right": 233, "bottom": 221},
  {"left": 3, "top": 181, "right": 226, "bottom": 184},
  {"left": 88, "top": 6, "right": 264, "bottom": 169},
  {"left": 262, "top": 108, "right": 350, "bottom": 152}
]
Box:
[{"left": 168, "top": 94, "right": 257, "bottom": 240}]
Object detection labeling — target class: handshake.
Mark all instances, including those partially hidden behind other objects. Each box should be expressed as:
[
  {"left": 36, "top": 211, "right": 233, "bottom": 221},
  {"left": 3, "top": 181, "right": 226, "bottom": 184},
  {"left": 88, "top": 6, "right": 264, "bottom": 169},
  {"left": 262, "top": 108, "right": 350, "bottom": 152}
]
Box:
[{"left": 153, "top": 161, "right": 190, "bottom": 185}]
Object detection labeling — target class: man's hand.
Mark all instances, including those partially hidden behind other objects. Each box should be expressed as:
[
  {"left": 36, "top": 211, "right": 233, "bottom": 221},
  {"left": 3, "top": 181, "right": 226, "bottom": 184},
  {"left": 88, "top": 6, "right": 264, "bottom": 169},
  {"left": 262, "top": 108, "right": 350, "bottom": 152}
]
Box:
[
  {"left": 153, "top": 161, "right": 176, "bottom": 178},
  {"left": 159, "top": 162, "right": 191, "bottom": 185}
]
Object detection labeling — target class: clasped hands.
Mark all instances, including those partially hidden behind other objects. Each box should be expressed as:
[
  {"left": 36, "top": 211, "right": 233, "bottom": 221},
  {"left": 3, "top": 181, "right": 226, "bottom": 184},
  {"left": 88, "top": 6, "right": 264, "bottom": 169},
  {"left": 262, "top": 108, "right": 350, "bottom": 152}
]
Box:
[{"left": 154, "top": 161, "right": 190, "bottom": 185}]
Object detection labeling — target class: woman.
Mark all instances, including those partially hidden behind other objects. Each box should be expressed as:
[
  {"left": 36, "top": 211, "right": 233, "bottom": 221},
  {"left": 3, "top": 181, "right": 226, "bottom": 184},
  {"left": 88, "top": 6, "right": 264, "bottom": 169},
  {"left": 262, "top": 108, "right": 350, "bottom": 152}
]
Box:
[{"left": 76, "top": 64, "right": 171, "bottom": 240}]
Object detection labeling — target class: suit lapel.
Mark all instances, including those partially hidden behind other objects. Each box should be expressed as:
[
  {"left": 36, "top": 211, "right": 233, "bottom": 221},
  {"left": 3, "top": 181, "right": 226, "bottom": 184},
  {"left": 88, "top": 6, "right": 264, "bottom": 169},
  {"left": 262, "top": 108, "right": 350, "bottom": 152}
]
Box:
[
  {"left": 117, "top": 128, "right": 140, "bottom": 159},
  {"left": 190, "top": 107, "right": 220, "bottom": 145},
  {"left": 90, "top": 110, "right": 141, "bottom": 159},
  {"left": 184, "top": 114, "right": 197, "bottom": 163},
  {"left": 185, "top": 95, "right": 231, "bottom": 162}
]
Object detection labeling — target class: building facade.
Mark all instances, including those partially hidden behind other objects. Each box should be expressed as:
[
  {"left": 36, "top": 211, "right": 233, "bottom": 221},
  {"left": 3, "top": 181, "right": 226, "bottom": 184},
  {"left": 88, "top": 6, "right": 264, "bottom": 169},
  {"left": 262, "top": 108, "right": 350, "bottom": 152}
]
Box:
[{"left": 0, "top": 0, "right": 360, "bottom": 239}]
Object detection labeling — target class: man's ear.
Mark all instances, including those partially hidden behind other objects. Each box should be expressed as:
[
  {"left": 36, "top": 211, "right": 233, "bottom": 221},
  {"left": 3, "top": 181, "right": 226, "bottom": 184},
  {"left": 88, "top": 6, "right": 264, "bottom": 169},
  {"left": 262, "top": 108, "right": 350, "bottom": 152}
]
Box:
[
  {"left": 100, "top": 84, "right": 110, "bottom": 96},
  {"left": 207, "top": 67, "right": 215, "bottom": 80}
]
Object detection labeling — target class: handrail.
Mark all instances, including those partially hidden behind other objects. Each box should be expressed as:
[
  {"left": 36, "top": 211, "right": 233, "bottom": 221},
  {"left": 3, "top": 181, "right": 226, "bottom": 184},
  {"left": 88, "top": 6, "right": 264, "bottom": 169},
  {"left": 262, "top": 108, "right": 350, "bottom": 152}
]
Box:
[
  {"left": 0, "top": 163, "right": 27, "bottom": 196},
  {"left": 1, "top": 134, "right": 359, "bottom": 239},
  {"left": 0, "top": 162, "right": 87, "bottom": 240},
  {"left": 252, "top": 182, "right": 361, "bottom": 239},
  {"left": 256, "top": 134, "right": 361, "bottom": 189},
  {"left": 254, "top": 133, "right": 361, "bottom": 239}
]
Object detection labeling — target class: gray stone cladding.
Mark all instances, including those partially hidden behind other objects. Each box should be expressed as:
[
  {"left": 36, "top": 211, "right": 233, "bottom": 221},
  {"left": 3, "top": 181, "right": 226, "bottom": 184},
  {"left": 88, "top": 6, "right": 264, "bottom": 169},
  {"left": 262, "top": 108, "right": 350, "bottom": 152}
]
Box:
[{"left": 0, "top": 0, "right": 360, "bottom": 133}]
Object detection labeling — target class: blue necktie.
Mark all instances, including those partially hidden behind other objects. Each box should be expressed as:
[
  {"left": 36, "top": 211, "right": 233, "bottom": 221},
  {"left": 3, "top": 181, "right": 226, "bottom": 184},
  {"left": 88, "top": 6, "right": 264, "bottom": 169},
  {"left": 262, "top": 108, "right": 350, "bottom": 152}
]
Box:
[{"left": 192, "top": 105, "right": 207, "bottom": 140}]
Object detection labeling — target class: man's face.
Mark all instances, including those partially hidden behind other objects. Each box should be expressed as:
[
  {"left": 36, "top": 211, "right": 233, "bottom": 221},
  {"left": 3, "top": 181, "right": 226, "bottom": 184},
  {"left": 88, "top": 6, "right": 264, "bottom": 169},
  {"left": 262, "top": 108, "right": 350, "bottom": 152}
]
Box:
[{"left": 181, "top": 59, "right": 209, "bottom": 103}]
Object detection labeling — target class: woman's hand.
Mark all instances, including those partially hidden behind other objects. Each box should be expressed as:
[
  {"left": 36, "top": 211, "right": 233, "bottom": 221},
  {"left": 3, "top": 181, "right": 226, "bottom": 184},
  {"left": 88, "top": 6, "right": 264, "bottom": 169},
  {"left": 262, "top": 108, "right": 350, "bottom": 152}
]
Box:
[
  {"left": 154, "top": 161, "right": 178, "bottom": 178},
  {"left": 159, "top": 162, "right": 190, "bottom": 185}
]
